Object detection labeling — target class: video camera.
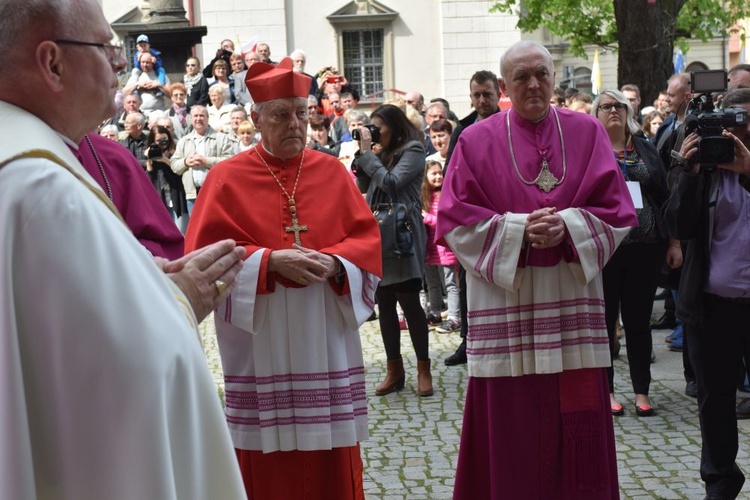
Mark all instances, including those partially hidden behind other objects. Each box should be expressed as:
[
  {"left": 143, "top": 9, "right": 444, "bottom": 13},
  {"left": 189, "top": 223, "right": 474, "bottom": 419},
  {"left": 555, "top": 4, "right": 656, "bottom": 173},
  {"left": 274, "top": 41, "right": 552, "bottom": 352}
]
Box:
[{"left": 684, "top": 69, "right": 748, "bottom": 170}]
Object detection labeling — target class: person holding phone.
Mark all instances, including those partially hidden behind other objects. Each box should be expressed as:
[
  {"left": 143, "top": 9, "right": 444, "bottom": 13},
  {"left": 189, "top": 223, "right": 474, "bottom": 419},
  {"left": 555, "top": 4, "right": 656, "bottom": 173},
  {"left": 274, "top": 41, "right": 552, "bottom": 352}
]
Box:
[{"left": 316, "top": 69, "right": 348, "bottom": 116}]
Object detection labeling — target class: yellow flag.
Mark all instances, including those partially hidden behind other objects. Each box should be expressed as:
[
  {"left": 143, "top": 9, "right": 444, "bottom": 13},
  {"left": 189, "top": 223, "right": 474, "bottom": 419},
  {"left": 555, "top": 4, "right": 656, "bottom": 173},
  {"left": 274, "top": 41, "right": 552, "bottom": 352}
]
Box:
[{"left": 591, "top": 49, "right": 602, "bottom": 95}]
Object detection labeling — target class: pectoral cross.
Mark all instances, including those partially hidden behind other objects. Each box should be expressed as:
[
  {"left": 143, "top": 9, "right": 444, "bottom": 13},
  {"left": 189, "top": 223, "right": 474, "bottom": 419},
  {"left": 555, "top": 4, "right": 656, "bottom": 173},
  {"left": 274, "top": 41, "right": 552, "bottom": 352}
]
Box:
[
  {"left": 534, "top": 156, "right": 560, "bottom": 193},
  {"left": 285, "top": 201, "right": 307, "bottom": 245}
]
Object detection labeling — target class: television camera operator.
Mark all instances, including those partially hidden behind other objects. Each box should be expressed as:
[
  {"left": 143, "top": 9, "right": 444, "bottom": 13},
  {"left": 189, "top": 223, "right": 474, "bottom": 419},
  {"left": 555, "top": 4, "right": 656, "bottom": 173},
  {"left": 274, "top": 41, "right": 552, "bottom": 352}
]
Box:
[{"left": 665, "top": 81, "right": 750, "bottom": 500}]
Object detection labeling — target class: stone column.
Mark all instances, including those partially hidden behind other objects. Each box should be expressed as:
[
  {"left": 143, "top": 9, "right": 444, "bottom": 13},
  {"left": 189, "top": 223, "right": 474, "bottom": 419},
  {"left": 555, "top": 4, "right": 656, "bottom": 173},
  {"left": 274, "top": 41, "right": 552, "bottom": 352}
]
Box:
[{"left": 147, "top": 0, "right": 188, "bottom": 25}]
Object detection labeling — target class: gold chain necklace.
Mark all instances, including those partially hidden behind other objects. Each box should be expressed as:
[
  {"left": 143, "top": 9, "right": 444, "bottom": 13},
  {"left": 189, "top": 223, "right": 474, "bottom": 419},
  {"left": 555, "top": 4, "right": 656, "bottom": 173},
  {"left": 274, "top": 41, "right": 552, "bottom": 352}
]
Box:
[
  {"left": 254, "top": 146, "right": 307, "bottom": 245},
  {"left": 507, "top": 106, "right": 567, "bottom": 193}
]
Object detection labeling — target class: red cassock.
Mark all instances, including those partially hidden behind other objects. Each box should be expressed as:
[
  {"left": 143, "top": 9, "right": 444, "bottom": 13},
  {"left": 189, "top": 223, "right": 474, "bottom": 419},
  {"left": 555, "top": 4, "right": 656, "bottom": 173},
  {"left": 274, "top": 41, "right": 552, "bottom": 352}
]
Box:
[
  {"left": 185, "top": 144, "right": 382, "bottom": 290},
  {"left": 184, "top": 144, "right": 381, "bottom": 500}
]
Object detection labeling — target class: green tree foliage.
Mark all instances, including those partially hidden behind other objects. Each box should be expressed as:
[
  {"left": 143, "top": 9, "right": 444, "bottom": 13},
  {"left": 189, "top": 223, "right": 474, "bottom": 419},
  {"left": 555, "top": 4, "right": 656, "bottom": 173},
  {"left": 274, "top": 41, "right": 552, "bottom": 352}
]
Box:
[{"left": 491, "top": 0, "right": 750, "bottom": 105}]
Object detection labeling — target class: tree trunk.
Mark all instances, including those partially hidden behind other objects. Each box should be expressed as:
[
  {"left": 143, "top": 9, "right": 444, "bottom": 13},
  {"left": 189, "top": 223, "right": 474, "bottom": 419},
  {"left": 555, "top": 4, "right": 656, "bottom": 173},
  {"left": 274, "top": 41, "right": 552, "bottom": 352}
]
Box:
[{"left": 614, "top": 0, "right": 687, "bottom": 110}]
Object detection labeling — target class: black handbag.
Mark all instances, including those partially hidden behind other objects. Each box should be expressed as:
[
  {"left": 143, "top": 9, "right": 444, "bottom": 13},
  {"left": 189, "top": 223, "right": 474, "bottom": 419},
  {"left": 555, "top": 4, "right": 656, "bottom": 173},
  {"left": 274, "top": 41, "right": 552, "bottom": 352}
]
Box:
[{"left": 372, "top": 198, "right": 414, "bottom": 260}]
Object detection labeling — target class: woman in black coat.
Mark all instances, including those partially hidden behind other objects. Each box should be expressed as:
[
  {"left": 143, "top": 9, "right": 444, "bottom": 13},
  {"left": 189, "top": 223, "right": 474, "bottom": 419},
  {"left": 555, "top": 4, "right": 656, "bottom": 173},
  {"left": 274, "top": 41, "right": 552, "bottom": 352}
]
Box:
[{"left": 352, "top": 104, "right": 433, "bottom": 397}]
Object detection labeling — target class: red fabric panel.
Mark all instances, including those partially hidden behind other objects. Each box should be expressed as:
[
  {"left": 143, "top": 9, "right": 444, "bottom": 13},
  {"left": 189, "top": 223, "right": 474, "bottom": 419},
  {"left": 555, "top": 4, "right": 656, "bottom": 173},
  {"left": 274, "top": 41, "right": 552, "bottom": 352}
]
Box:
[{"left": 235, "top": 445, "right": 365, "bottom": 500}]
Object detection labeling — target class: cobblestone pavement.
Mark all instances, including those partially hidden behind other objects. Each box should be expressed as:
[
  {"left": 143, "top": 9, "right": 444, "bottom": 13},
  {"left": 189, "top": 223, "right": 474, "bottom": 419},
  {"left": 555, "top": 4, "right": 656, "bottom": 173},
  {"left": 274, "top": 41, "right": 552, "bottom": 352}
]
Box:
[{"left": 199, "top": 302, "right": 750, "bottom": 500}]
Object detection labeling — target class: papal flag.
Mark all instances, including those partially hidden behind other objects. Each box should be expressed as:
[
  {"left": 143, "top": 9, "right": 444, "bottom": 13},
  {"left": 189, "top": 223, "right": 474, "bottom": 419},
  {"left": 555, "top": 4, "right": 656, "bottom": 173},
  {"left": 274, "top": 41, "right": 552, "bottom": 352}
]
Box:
[
  {"left": 240, "top": 35, "right": 259, "bottom": 56},
  {"left": 591, "top": 49, "right": 602, "bottom": 95}
]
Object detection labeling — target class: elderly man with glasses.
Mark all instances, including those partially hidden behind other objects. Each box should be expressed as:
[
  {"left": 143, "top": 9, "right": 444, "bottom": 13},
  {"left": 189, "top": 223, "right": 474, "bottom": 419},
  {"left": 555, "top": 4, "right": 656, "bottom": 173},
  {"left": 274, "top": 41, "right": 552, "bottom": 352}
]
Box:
[
  {"left": 0, "top": 0, "right": 248, "bottom": 498},
  {"left": 184, "top": 57, "right": 382, "bottom": 499}
]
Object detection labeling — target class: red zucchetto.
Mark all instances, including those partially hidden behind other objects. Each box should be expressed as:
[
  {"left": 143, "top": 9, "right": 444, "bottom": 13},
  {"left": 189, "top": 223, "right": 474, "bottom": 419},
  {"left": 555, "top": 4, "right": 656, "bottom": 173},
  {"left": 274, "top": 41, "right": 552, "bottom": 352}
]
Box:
[{"left": 245, "top": 57, "right": 311, "bottom": 103}]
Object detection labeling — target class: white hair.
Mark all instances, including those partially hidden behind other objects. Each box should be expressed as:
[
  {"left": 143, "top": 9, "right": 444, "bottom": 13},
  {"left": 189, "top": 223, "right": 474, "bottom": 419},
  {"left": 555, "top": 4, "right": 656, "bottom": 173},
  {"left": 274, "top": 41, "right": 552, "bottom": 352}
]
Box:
[
  {"left": 252, "top": 97, "right": 307, "bottom": 116},
  {"left": 100, "top": 124, "right": 119, "bottom": 135},
  {"left": 147, "top": 110, "right": 166, "bottom": 128},
  {"left": 290, "top": 49, "right": 306, "bottom": 60},
  {"left": 190, "top": 105, "right": 208, "bottom": 118},
  {"left": 209, "top": 84, "right": 227, "bottom": 99},
  {"left": 590, "top": 89, "right": 641, "bottom": 136},
  {"left": 126, "top": 112, "right": 145, "bottom": 126}
]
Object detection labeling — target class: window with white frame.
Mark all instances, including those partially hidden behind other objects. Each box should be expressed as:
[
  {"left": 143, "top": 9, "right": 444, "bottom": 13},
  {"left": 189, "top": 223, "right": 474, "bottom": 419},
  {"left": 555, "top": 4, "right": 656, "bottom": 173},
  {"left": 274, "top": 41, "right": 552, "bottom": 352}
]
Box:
[{"left": 342, "top": 29, "right": 384, "bottom": 99}]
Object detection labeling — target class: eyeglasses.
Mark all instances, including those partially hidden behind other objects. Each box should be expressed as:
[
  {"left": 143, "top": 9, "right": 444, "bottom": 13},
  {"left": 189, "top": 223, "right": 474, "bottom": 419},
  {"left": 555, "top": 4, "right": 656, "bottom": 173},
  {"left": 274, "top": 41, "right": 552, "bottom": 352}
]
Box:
[
  {"left": 55, "top": 39, "right": 123, "bottom": 65},
  {"left": 598, "top": 103, "right": 627, "bottom": 113}
]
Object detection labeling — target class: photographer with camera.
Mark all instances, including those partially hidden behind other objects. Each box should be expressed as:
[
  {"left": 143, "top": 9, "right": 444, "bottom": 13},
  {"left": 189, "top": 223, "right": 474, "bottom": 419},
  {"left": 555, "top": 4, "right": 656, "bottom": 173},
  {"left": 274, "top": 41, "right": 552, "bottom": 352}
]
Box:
[
  {"left": 202, "top": 39, "right": 235, "bottom": 79},
  {"left": 666, "top": 86, "right": 750, "bottom": 500},
  {"left": 146, "top": 125, "right": 188, "bottom": 233},
  {"left": 351, "top": 104, "right": 433, "bottom": 397}
]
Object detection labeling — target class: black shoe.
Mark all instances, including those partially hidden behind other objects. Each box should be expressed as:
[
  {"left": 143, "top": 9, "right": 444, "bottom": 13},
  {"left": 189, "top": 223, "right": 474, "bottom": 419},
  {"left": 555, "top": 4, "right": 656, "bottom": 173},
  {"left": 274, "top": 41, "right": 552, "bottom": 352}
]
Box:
[
  {"left": 652, "top": 312, "right": 677, "bottom": 330},
  {"left": 654, "top": 289, "right": 670, "bottom": 300},
  {"left": 685, "top": 381, "right": 698, "bottom": 398},
  {"left": 737, "top": 398, "right": 750, "bottom": 420},
  {"left": 367, "top": 311, "right": 377, "bottom": 322},
  {"left": 445, "top": 341, "right": 467, "bottom": 366}
]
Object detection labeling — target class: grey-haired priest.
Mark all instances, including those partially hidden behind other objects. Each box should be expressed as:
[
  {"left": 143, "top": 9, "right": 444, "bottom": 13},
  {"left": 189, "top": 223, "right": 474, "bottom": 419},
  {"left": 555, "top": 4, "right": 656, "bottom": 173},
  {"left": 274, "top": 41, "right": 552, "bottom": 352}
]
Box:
[{"left": 437, "top": 40, "right": 638, "bottom": 499}]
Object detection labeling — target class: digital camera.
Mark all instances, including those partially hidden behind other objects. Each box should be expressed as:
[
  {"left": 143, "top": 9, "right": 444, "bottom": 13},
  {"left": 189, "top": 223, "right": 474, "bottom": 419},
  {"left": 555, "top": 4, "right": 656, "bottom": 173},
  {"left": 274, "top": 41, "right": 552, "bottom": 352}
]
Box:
[
  {"left": 352, "top": 124, "right": 380, "bottom": 143},
  {"left": 685, "top": 69, "right": 749, "bottom": 170},
  {"left": 146, "top": 143, "right": 163, "bottom": 159}
]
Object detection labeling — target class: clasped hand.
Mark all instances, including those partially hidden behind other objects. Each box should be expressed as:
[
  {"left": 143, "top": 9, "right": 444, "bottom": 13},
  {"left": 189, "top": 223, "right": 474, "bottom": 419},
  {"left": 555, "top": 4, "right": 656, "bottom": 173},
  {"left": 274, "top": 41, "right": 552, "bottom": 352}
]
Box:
[
  {"left": 154, "top": 239, "right": 245, "bottom": 323},
  {"left": 186, "top": 153, "right": 207, "bottom": 169},
  {"left": 525, "top": 207, "right": 566, "bottom": 249},
  {"left": 268, "top": 244, "right": 339, "bottom": 285}
]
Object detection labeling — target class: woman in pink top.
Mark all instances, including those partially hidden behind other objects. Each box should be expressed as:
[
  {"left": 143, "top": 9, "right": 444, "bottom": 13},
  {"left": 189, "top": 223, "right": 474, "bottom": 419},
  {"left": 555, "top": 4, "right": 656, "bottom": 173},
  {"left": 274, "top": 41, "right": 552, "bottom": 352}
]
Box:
[{"left": 421, "top": 160, "right": 461, "bottom": 332}]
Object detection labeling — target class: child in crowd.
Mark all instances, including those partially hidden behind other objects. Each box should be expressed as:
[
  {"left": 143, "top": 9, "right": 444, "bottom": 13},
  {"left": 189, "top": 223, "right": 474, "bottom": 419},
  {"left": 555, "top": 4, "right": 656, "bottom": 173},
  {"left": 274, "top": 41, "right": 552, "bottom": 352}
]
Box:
[
  {"left": 133, "top": 34, "right": 167, "bottom": 86},
  {"left": 421, "top": 160, "right": 461, "bottom": 333}
]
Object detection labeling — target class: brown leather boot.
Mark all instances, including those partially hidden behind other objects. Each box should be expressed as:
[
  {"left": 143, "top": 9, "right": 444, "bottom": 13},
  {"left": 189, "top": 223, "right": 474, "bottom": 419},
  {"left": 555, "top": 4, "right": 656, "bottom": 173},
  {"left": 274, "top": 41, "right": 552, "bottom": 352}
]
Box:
[
  {"left": 417, "top": 359, "right": 433, "bottom": 397},
  {"left": 375, "top": 357, "right": 405, "bottom": 396}
]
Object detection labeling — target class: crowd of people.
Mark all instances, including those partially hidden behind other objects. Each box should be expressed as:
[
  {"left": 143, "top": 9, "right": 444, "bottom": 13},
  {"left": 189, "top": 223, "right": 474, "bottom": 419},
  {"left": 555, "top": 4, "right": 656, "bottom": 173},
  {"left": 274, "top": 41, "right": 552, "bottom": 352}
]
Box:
[{"left": 3, "top": 0, "right": 750, "bottom": 497}]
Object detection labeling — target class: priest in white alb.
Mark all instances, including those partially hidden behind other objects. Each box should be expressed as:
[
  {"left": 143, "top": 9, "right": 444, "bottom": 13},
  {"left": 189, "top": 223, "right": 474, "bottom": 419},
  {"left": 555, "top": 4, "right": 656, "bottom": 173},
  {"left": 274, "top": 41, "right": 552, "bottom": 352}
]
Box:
[
  {"left": 436, "top": 41, "right": 638, "bottom": 499},
  {"left": 0, "top": 0, "right": 248, "bottom": 498},
  {"left": 184, "top": 58, "right": 382, "bottom": 499}
]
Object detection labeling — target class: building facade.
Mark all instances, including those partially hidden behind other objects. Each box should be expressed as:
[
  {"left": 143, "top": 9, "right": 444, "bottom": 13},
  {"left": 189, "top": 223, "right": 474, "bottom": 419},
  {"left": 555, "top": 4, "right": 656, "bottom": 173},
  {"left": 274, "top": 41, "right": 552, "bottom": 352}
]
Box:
[{"left": 104, "top": 0, "right": 742, "bottom": 117}]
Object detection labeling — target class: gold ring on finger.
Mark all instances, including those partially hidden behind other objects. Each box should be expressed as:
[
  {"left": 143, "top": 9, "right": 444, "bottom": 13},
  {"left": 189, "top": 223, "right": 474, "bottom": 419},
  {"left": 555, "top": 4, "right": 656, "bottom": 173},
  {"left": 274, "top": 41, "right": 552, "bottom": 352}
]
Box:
[
  {"left": 214, "top": 279, "right": 228, "bottom": 295},
  {"left": 298, "top": 277, "right": 308, "bottom": 285}
]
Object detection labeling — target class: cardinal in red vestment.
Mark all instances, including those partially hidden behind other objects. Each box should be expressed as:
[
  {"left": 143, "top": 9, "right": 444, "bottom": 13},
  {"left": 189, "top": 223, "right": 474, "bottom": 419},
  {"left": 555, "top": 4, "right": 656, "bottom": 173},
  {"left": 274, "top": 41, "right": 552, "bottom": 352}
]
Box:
[{"left": 185, "top": 57, "right": 382, "bottom": 500}]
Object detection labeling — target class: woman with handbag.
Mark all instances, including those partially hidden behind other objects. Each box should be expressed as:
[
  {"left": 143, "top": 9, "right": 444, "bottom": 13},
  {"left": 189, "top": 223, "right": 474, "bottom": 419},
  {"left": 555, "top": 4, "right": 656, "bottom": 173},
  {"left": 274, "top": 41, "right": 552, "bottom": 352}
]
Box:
[{"left": 352, "top": 104, "right": 433, "bottom": 397}]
